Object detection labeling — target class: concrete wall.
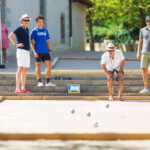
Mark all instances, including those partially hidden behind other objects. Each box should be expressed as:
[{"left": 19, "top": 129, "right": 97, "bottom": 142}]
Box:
[
  {"left": 72, "top": 2, "right": 86, "bottom": 50},
  {"left": 4, "top": 0, "right": 87, "bottom": 52},
  {"left": 5, "top": 0, "right": 40, "bottom": 52},
  {"left": 46, "top": 0, "right": 70, "bottom": 51}
]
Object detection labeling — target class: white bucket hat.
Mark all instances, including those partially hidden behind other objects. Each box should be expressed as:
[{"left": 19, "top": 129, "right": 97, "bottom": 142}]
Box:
[
  {"left": 106, "top": 43, "right": 116, "bottom": 51},
  {"left": 20, "top": 14, "right": 31, "bottom": 21}
]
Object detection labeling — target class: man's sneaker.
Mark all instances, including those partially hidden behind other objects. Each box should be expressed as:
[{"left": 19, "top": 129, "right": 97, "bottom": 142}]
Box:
[
  {"left": 37, "top": 82, "right": 44, "bottom": 87},
  {"left": 46, "top": 81, "right": 56, "bottom": 87},
  {"left": 139, "top": 88, "right": 150, "bottom": 94}
]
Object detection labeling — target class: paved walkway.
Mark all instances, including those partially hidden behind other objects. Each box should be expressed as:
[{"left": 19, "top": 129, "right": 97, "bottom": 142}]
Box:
[
  {"left": 0, "top": 50, "right": 141, "bottom": 73},
  {"left": 0, "top": 140, "right": 150, "bottom": 150}
]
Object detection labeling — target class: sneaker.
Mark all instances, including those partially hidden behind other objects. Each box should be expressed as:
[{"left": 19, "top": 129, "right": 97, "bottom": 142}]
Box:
[
  {"left": 37, "top": 82, "right": 44, "bottom": 87},
  {"left": 46, "top": 81, "right": 56, "bottom": 87},
  {"left": 23, "top": 89, "right": 31, "bottom": 93},
  {"left": 139, "top": 88, "right": 150, "bottom": 94}
]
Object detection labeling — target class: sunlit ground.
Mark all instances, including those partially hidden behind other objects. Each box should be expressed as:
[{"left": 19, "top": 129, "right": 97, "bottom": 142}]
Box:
[{"left": 1, "top": 140, "right": 150, "bottom": 150}]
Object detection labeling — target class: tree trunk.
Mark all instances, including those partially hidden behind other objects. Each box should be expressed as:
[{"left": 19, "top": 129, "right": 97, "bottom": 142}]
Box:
[
  {"left": 139, "top": 8, "right": 145, "bottom": 28},
  {"left": 87, "top": 17, "right": 95, "bottom": 51}
]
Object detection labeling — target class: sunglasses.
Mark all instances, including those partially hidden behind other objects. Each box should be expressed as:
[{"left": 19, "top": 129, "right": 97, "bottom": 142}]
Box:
[
  {"left": 146, "top": 20, "right": 150, "bottom": 23},
  {"left": 23, "top": 20, "right": 30, "bottom": 22},
  {"left": 108, "top": 50, "right": 114, "bottom": 52}
]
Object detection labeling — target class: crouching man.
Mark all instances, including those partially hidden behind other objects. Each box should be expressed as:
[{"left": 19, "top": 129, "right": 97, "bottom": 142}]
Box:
[{"left": 101, "top": 43, "right": 125, "bottom": 101}]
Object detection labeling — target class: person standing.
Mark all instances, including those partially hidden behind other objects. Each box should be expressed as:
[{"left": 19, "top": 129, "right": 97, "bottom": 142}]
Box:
[
  {"left": 137, "top": 16, "right": 150, "bottom": 94},
  {"left": 1, "top": 23, "right": 9, "bottom": 64},
  {"left": 8, "top": 14, "right": 31, "bottom": 93},
  {"left": 101, "top": 43, "right": 125, "bottom": 101},
  {"left": 31, "top": 15, "right": 56, "bottom": 87}
]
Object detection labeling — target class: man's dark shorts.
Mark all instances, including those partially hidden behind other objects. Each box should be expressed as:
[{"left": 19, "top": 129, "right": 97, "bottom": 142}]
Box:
[
  {"left": 36, "top": 53, "right": 51, "bottom": 62},
  {"left": 108, "top": 70, "right": 124, "bottom": 81}
]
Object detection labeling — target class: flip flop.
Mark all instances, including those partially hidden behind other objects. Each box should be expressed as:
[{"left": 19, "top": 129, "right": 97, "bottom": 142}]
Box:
[
  {"left": 109, "top": 96, "right": 114, "bottom": 101},
  {"left": 118, "top": 97, "right": 124, "bottom": 101}
]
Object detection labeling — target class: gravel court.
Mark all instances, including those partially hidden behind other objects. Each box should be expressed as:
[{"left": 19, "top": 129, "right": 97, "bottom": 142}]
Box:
[{"left": 0, "top": 100, "right": 150, "bottom": 133}]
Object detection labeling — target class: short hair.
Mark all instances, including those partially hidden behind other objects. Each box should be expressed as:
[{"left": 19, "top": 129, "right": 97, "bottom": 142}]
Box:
[{"left": 35, "top": 15, "right": 44, "bottom": 22}]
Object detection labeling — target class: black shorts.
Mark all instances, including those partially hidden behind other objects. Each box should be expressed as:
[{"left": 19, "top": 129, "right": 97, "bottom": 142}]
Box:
[
  {"left": 109, "top": 70, "right": 124, "bottom": 81},
  {"left": 36, "top": 53, "right": 51, "bottom": 62}
]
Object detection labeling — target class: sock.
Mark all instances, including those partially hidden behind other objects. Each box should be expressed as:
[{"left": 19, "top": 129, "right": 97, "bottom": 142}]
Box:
[
  {"left": 38, "top": 78, "right": 42, "bottom": 82},
  {"left": 46, "top": 78, "right": 50, "bottom": 84}
]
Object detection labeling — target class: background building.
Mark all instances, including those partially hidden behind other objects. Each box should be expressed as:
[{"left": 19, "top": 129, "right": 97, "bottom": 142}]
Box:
[{"left": 1, "top": 0, "right": 93, "bottom": 51}]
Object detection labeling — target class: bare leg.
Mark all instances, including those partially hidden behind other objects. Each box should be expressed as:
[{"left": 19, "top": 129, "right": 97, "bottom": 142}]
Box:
[
  {"left": 44, "top": 60, "right": 51, "bottom": 79},
  {"left": 107, "top": 79, "right": 113, "bottom": 100},
  {"left": 16, "top": 67, "right": 23, "bottom": 90},
  {"left": 142, "top": 68, "right": 149, "bottom": 89},
  {"left": 36, "top": 62, "right": 42, "bottom": 80},
  {"left": 21, "top": 67, "right": 27, "bottom": 90},
  {"left": 2, "top": 48, "right": 7, "bottom": 63},
  {"left": 118, "top": 80, "right": 124, "bottom": 98}
]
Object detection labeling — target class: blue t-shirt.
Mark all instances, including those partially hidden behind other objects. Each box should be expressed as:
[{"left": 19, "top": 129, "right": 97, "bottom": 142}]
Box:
[
  {"left": 13, "top": 26, "right": 30, "bottom": 50},
  {"left": 31, "top": 27, "right": 50, "bottom": 53}
]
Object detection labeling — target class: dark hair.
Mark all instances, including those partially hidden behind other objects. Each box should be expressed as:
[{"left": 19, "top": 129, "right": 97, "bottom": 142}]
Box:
[{"left": 35, "top": 15, "right": 44, "bottom": 22}]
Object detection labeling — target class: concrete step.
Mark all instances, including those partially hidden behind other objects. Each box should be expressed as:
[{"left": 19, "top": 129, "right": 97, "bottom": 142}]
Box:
[
  {"left": 0, "top": 85, "right": 145, "bottom": 93},
  {"left": 0, "top": 79, "right": 146, "bottom": 86},
  {"left": 0, "top": 73, "right": 147, "bottom": 80},
  {"left": 0, "top": 92, "right": 149, "bottom": 97}
]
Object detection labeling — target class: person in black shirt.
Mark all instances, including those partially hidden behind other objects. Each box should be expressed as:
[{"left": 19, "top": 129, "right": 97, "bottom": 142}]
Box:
[{"left": 8, "top": 14, "right": 31, "bottom": 93}]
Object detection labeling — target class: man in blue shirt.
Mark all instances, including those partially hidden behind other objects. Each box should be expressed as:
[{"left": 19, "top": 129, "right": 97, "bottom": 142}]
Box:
[
  {"left": 8, "top": 14, "right": 31, "bottom": 93},
  {"left": 31, "top": 15, "right": 56, "bottom": 87}
]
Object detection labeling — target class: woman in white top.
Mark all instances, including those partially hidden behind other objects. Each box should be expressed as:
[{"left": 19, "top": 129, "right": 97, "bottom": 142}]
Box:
[{"left": 101, "top": 43, "right": 125, "bottom": 101}]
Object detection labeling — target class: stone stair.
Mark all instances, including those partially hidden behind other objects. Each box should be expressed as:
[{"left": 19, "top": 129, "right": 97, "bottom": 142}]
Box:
[{"left": 0, "top": 72, "right": 149, "bottom": 98}]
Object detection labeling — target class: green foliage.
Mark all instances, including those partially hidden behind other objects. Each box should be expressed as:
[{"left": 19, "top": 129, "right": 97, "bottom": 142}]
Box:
[
  {"left": 86, "top": 0, "right": 150, "bottom": 44},
  {"left": 86, "top": 23, "right": 139, "bottom": 43}
]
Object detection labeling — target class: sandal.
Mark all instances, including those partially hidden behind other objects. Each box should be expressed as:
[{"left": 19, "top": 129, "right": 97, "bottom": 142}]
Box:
[
  {"left": 118, "top": 97, "right": 124, "bottom": 101},
  {"left": 109, "top": 96, "right": 114, "bottom": 101},
  {"left": 15, "top": 90, "right": 24, "bottom": 93},
  {"left": 23, "top": 89, "right": 31, "bottom": 93}
]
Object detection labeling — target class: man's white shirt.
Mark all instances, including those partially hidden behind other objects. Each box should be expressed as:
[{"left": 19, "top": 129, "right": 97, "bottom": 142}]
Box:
[{"left": 101, "top": 50, "right": 125, "bottom": 71}]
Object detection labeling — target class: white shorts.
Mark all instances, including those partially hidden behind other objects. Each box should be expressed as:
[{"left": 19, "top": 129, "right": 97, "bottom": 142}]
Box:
[{"left": 16, "top": 49, "right": 30, "bottom": 68}]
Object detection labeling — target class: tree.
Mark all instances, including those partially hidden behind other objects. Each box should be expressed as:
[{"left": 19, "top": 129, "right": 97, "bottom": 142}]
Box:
[
  {"left": 86, "top": 0, "right": 150, "bottom": 44},
  {"left": 86, "top": 8, "right": 95, "bottom": 51}
]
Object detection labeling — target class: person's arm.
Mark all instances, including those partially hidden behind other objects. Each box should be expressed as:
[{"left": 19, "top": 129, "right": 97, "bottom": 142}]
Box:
[
  {"left": 118, "top": 59, "right": 125, "bottom": 79},
  {"left": 137, "top": 38, "right": 143, "bottom": 60},
  {"left": 8, "top": 32, "right": 23, "bottom": 47},
  {"left": 47, "top": 40, "right": 52, "bottom": 57},
  {"left": 5, "top": 25, "right": 8, "bottom": 36},
  {"left": 6, "top": 29, "right": 8, "bottom": 36},
  {"left": 101, "top": 64, "right": 108, "bottom": 74},
  {"left": 31, "top": 39, "right": 38, "bottom": 58},
  {"left": 119, "top": 59, "right": 125, "bottom": 73}
]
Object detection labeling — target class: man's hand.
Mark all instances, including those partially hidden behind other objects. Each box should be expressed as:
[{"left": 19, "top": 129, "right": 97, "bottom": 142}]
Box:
[
  {"left": 34, "top": 52, "right": 39, "bottom": 58},
  {"left": 137, "top": 53, "right": 141, "bottom": 60},
  {"left": 49, "top": 52, "right": 52, "bottom": 57},
  {"left": 118, "top": 71, "right": 124, "bottom": 79},
  {"left": 107, "top": 72, "right": 113, "bottom": 80}
]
